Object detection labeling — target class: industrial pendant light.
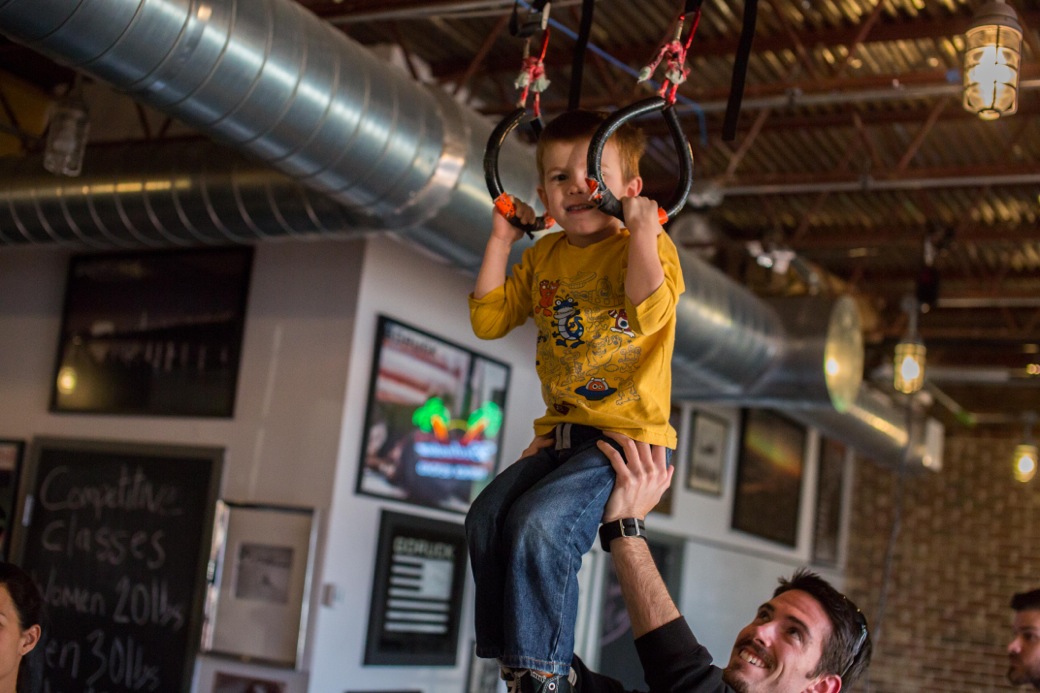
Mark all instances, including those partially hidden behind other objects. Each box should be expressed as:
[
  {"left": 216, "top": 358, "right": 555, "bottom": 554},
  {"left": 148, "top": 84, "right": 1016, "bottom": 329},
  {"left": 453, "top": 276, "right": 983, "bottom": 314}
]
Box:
[
  {"left": 43, "top": 75, "right": 90, "bottom": 177},
  {"left": 962, "top": 0, "right": 1023, "bottom": 120},
  {"left": 1013, "top": 412, "right": 1037, "bottom": 484},
  {"left": 893, "top": 296, "right": 926, "bottom": 395}
]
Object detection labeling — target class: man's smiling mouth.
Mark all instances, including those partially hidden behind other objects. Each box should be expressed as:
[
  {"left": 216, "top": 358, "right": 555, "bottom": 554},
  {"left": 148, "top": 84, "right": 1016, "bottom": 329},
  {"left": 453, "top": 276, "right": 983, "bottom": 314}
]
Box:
[{"left": 738, "top": 646, "right": 770, "bottom": 669}]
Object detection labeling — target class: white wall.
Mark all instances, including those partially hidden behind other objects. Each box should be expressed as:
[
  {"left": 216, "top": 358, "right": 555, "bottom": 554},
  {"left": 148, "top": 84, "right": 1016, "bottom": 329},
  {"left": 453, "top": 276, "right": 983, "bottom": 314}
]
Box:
[
  {"left": 0, "top": 239, "right": 364, "bottom": 693},
  {"left": 307, "top": 236, "right": 544, "bottom": 693},
  {"left": 0, "top": 237, "right": 851, "bottom": 693}
]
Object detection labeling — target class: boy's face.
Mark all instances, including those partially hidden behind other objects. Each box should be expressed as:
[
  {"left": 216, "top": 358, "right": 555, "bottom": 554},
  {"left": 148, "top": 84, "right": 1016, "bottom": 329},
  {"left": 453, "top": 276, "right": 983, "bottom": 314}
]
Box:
[{"left": 537, "top": 137, "right": 642, "bottom": 248}]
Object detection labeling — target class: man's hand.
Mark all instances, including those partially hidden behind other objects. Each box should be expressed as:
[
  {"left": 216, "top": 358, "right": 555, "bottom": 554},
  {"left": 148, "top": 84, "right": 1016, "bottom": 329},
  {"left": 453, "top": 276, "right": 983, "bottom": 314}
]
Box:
[{"left": 598, "top": 431, "right": 672, "bottom": 523}]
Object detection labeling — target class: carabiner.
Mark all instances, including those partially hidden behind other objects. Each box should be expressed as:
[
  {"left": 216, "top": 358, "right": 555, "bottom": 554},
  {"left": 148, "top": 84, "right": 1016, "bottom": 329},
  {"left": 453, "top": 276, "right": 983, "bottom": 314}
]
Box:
[
  {"left": 484, "top": 107, "right": 554, "bottom": 237},
  {"left": 585, "top": 96, "right": 694, "bottom": 225}
]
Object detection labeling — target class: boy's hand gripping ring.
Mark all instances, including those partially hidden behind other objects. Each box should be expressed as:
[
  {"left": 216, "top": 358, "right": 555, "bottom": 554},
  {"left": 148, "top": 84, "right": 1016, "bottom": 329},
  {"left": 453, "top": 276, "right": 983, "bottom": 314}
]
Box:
[
  {"left": 585, "top": 97, "right": 694, "bottom": 226},
  {"left": 484, "top": 108, "right": 554, "bottom": 237}
]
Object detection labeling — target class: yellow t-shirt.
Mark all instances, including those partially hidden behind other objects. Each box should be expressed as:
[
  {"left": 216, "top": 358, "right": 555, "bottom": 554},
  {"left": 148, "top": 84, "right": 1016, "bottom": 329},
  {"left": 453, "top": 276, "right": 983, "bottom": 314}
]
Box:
[{"left": 469, "top": 230, "right": 685, "bottom": 448}]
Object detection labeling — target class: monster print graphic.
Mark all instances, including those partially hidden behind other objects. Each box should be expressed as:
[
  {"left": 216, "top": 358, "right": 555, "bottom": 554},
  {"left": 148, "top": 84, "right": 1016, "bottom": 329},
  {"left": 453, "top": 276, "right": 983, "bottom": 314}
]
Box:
[
  {"left": 608, "top": 309, "right": 635, "bottom": 337},
  {"left": 537, "top": 279, "right": 560, "bottom": 316},
  {"left": 553, "top": 296, "right": 585, "bottom": 348},
  {"left": 575, "top": 377, "right": 616, "bottom": 401}
]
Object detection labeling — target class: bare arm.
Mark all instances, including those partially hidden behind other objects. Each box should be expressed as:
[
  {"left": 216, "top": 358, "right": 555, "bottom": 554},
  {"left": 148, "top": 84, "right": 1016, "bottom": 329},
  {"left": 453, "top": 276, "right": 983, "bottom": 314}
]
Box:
[
  {"left": 597, "top": 433, "right": 679, "bottom": 638},
  {"left": 473, "top": 199, "right": 530, "bottom": 299},
  {"left": 621, "top": 196, "right": 665, "bottom": 305},
  {"left": 611, "top": 532, "right": 682, "bottom": 638}
]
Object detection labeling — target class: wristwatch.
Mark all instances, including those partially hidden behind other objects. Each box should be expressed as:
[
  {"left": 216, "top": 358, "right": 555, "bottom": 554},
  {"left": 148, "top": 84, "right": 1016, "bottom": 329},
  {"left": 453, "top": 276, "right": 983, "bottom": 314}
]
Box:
[{"left": 598, "top": 517, "right": 646, "bottom": 552}]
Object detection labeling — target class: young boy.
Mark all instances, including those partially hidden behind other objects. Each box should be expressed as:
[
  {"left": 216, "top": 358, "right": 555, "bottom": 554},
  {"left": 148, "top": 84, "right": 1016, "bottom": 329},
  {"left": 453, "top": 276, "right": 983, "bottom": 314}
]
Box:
[{"left": 465, "top": 110, "right": 685, "bottom": 693}]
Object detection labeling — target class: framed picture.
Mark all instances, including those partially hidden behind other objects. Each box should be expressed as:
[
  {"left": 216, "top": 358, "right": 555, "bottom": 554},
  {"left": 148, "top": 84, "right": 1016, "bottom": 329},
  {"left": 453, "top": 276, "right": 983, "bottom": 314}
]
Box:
[
  {"left": 213, "top": 671, "right": 287, "bottom": 693},
  {"left": 364, "top": 510, "right": 467, "bottom": 666},
  {"left": 731, "top": 409, "right": 806, "bottom": 547},
  {"left": 49, "top": 247, "right": 253, "bottom": 417},
  {"left": 202, "top": 502, "right": 318, "bottom": 668},
  {"left": 0, "top": 439, "right": 24, "bottom": 560},
  {"left": 356, "top": 315, "right": 511, "bottom": 514},
  {"left": 812, "top": 437, "right": 848, "bottom": 566},
  {"left": 465, "top": 640, "right": 500, "bottom": 693},
  {"left": 685, "top": 411, "right": 729, "bottom": 496}
]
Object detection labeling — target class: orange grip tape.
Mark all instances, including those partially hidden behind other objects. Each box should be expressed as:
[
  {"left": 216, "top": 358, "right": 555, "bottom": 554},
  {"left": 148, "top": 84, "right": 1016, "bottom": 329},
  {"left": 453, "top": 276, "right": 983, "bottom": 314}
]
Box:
[{"left": 494, "top": 193, "right": 517, "bottom": 218}]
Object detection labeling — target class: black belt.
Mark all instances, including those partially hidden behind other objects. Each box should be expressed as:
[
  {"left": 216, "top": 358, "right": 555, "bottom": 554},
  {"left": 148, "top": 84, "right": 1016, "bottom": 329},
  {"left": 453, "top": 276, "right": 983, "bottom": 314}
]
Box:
[{"left": 554, "top": 423, "right": 604, "bottom": 450}]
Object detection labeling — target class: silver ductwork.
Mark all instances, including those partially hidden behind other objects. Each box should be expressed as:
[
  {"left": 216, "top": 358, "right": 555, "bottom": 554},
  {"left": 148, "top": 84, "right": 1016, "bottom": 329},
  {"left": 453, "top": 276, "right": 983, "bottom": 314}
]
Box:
[
  {"left": 0, "top": 0, "right": 530, "bottom": 272},
  {"left": 0, "top": 141, "right": 382, "bottom": 247},
  {"left": 0, "top": 0, "right": 930, "bottom": 466}
]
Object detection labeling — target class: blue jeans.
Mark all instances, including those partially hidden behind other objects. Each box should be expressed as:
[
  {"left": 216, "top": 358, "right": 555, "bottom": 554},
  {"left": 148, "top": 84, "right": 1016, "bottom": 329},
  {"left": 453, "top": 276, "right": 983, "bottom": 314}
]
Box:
[{"left": 465, "top": 425, "right": 642, "bottom": 675}]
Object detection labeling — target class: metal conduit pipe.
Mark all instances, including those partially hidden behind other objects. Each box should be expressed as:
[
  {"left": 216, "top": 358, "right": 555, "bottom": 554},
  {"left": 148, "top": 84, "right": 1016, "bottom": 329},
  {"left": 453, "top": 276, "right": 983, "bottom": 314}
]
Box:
[
  {"left": 0, "top": 141, "right": 382, "bottom": 248},
  {"left": 0, "top": 0, "right": 528, "bottom": 272},
  {"left": 719, "top": 172, "right": 1040, "bottom": 197},
  {"left": 0, "top": 0, "right": 927, "bottom": 466}
]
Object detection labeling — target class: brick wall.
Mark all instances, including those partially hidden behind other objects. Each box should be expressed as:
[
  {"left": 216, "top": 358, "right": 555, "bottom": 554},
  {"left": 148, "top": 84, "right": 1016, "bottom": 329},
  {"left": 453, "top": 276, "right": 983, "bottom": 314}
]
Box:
[{"left": 843, "top": 429, "right": 1040, "bottom": 692}]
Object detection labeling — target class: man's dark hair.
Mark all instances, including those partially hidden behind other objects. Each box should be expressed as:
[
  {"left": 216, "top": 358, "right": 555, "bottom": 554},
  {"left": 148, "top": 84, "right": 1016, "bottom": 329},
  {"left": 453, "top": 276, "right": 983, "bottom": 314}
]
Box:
[
  {"left": 1011, "top": 588, "right": 1040, "bottom": 611},
  {"left": 774, "top": 568, "right": 872, "bottom": 687}
]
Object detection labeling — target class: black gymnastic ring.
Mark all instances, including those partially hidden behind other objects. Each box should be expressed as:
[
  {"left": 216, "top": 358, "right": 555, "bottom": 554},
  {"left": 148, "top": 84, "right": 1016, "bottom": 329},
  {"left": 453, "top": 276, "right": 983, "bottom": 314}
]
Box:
[
  {"left": 484, "top": 107, "right": 552, "bottom": 237},
  {"left": 586, "top": 96, "right": 694, "bottom": 224}
]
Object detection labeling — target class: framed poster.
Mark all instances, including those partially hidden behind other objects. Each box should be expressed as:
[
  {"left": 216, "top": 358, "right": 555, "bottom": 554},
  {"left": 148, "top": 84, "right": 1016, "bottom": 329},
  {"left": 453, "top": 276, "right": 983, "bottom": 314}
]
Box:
[
  {"left": 357, "top": 315, "right": 511, "bottom": 514},
  {"left": 812, "top": 437, "right": 847, "bottom": 566},
  {"left": 202, "top": 502, "right": 317, "bottom": 668},
  {"left": 685, "top": 411, "right": 728, "bottom": 496},
  {"left": 731, "top": 409, "right": 806, "bottom": 547},
  {"left": 364, "top": 510, "right": 467, "bottom": 666},
  {"left": 0, "top": 439, "right": 24, "bottom": 560},
  {"left": 49, "top": 247, "right": 253, "bottom": 417}
]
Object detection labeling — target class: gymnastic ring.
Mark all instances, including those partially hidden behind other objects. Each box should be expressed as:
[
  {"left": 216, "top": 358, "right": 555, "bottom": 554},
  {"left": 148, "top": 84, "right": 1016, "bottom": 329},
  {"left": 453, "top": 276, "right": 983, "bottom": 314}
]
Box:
[
  {"left": 484, "top": 107, "right": 554, "bottom": 237},
  {"left": 586, "top": 96, "right": 694, "bottom": 225}
]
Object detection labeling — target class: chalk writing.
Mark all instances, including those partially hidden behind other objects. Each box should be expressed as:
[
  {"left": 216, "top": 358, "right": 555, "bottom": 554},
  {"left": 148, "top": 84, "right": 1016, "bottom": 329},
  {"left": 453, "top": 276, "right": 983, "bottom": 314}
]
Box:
[
  {"left": 19, "top": 441, "right": 220, "bottom": 692},
  {"left": 38, "top": 465, "right": 183, "bottom": 520}
]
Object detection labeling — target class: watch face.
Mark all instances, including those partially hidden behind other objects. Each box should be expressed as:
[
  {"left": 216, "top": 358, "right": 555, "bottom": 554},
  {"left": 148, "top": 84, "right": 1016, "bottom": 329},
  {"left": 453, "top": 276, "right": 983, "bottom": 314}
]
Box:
[{"left": 824, "top": 295, "right": 864, "bottom": 412}]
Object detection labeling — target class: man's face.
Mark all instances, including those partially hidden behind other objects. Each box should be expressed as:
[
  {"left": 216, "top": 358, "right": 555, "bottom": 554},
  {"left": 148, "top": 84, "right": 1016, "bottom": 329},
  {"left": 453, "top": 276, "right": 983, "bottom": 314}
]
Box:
[
  {"left": 1008, "top": 608, "right": 1040, "bottom": 688},
  {"left": 721, "top": 589, "right": 838, "bottom": 693}
]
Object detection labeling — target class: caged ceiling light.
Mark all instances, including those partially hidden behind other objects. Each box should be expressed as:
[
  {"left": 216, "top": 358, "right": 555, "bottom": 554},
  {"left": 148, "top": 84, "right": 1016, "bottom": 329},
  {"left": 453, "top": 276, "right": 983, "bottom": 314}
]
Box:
[
  {"left": 43, "top": 76, "right": 90, "bottom": 177},
  {"left": 962, "top": 0, "right": 1023, "bottom": 120},
  {"left": 1013, "top": 412, "right": 1037, "bottom": 484},
  {"left": 893, "top": 296, "right": 926, "bottom": 395}
]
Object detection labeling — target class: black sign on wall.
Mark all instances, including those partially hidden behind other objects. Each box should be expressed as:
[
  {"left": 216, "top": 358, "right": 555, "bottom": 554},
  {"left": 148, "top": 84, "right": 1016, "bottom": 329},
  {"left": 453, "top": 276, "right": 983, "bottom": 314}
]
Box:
[
  {"left": 364, "top": 510, "right": 467, "bottom": 666},
  {"left": 12, "top": 437, "right": 223, "bottom": 693}
]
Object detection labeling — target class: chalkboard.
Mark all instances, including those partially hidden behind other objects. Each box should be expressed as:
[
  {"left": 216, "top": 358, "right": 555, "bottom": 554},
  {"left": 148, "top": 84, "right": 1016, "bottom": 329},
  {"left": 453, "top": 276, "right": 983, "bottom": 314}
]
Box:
[{"left": 11, "top": 437, "right": 223, "bottom": 693}]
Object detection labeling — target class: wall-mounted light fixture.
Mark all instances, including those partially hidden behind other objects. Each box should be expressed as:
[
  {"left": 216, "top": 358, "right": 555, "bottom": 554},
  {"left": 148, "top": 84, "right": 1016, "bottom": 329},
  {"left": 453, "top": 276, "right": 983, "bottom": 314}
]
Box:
[
  {"left": 1013, "top": 411, "right": 1037, "bottom": 483},
  {"left": 893, "top": 296, "right": 926, "bottom": 394},
  {"left": 43, "top": 75, "right": 90, "bottom": 177},
  {"left": 962, "top": 0, "right": 1023, "bottom": 120}
]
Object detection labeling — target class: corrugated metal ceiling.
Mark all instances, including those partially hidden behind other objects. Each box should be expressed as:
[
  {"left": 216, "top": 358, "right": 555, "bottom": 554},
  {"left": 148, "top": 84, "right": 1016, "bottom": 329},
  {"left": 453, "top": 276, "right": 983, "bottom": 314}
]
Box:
[{"left": 1, "top": 0, "right": 1038, "bottom": 427}]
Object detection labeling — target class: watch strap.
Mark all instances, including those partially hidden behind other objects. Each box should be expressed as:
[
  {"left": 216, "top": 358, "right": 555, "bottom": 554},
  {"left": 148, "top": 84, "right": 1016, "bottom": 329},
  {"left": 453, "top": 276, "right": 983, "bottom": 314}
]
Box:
[{"left": 599, "top": 517, "right": 646, "bottom": 552}]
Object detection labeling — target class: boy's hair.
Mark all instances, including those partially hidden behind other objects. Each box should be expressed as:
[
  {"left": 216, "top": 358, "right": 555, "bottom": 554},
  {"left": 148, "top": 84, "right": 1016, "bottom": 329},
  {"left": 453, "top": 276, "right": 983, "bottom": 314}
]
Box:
[
  {"left": 1011, "top": 588, "right": 1040, "bottom": 611},
  {"left": 775, "top": 568, "right": 872, "bottom": 687},
  {"left": 535, "top": 109, "right": 646, "bottom": 182}
]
